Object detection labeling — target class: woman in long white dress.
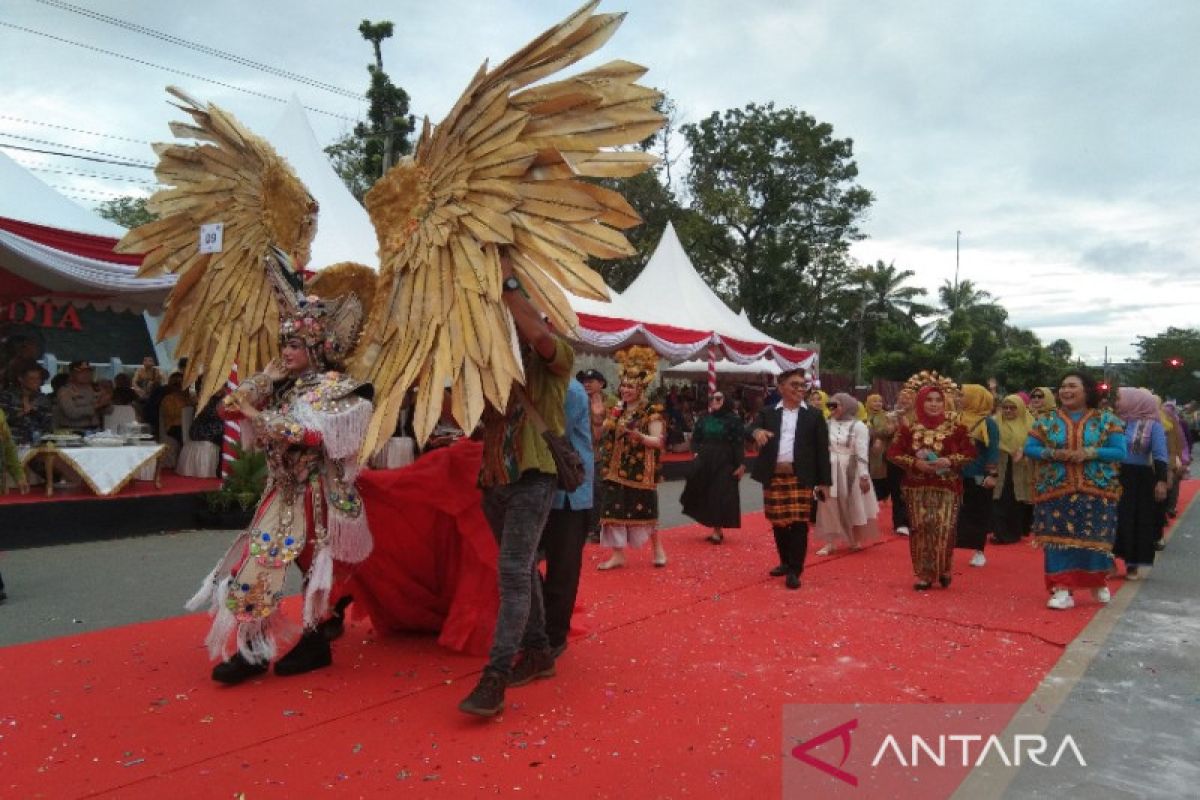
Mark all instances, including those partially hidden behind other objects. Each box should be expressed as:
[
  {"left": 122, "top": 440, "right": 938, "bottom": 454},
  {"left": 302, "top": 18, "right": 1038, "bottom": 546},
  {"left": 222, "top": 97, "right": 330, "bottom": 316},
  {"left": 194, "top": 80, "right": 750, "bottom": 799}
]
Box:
[{"left": 816, "top": 393, "right": 880, "bottom": 554}]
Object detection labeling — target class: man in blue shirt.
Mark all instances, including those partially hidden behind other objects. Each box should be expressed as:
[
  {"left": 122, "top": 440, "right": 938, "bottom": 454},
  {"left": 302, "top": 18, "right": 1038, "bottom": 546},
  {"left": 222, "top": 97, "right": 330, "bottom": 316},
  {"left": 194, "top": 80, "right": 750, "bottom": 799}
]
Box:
[{"left": 536, "top": 377, "right": 595, "bottom": 659}]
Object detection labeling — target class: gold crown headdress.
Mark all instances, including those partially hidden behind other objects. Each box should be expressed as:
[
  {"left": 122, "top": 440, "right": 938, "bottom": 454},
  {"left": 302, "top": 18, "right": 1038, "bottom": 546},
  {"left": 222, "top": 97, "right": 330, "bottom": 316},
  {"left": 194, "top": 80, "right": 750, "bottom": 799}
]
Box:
[
  {"left": 903, "top": 370, "right": 959, "bottom": 410},
  {"left": 614, "top": 345, "right": 658, "bottom": 388},
  {"left": 269, "top": 252, "right": 367, "bottom": 372}
]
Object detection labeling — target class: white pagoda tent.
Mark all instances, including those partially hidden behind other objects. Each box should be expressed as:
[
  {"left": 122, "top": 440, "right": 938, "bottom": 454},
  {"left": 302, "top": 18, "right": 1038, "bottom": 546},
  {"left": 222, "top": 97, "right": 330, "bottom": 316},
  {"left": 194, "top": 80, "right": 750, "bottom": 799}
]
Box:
[{"left": 567, "top": 222, "right": 815, "bottom": 371}]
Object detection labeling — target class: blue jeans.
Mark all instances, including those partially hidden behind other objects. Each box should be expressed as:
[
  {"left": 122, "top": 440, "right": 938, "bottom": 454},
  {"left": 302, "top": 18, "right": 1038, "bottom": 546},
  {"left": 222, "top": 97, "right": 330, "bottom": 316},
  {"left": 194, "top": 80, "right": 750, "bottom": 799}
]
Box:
[{"left": 482, "top": 471, "right": 557, "bottom": 676}]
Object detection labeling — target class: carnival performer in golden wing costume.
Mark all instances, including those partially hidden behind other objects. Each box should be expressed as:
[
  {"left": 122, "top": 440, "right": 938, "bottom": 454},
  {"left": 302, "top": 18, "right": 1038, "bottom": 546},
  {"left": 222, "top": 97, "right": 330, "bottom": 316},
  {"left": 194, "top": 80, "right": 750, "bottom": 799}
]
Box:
[{"left": 116, "top": 1, "right": 664, "bottom": 684}]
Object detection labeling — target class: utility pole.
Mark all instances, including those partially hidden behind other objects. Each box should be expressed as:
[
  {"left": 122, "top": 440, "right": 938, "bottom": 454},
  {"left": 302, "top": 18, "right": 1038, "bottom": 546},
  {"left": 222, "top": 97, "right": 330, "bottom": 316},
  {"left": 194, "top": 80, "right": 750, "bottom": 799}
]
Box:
[{"left": 953, "top": 230, "right": 961, "bottom": 307}]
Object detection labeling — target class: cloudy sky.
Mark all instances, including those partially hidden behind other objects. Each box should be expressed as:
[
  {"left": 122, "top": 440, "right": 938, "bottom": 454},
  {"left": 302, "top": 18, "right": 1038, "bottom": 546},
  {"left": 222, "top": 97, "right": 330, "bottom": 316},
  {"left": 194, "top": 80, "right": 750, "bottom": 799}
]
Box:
[{"left": 2, "top": 0, "right": 1196, "bottom": 361}]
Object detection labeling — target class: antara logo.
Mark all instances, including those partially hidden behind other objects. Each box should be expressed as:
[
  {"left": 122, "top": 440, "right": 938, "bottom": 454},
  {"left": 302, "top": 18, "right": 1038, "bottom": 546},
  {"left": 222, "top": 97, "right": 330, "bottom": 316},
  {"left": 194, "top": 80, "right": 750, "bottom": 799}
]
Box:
[
  {"left": 870, "top": 734, "right": 1087, "bottom": 768},
  {"left": 791, "top": 719, "right": 858, "bottom": 786},
  {"left": 790, "top": 720, "right": 1088, "bottom": 786}
]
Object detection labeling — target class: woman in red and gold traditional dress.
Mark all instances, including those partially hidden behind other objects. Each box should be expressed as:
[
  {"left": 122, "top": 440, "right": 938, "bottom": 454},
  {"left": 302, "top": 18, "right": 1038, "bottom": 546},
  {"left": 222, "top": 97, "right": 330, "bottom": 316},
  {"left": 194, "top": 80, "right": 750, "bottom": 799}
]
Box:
[{"left": 887, "top": 377, "right": 976, "bottom": 590}]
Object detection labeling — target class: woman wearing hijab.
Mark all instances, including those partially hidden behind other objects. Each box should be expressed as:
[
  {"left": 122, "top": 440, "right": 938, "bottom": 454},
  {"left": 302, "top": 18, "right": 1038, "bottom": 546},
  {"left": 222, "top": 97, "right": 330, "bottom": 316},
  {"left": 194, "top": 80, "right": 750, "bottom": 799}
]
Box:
[
  {"left": 990, "top": 394, "right": 1035, "bottom": 544},
  {"left": 955, "top": 384, "right": 1000, "bottom": 567},
  {"left": 887, "top": 379, "right": 976, "bottom": 590},
  {"left": 1025, "top": 371, "right": 1126, "bottom": 610},
  {"left": 1113, "top": 388, "right": 1168, "bottom": 580},
  {"left": 1028, "top": 386, "right": 1057, "bottom": 418},
  {"left": 1161, "top": 401, "right": 1191, "bottom": 524},
  {"left": 680, "top": 391, "right": 745, "bottom": 544},
  {"left": 815, "top": 393, "right": 879, "bottom": 554},
  {"left": 807, "top": 388, "right": 830, "bottom": 418},
  {"left": 886, "top": 389, "right": 916, "bottom": 536},
  {"left": 865, "top": 394, "right": 894, "bottom": 503}
]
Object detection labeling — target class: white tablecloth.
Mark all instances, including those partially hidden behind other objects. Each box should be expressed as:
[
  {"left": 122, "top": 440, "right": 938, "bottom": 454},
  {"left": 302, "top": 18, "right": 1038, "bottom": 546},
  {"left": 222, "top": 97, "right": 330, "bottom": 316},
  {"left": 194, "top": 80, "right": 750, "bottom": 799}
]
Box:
[{"left": 22, "top": 444, "right": 165, "bottom": 496}]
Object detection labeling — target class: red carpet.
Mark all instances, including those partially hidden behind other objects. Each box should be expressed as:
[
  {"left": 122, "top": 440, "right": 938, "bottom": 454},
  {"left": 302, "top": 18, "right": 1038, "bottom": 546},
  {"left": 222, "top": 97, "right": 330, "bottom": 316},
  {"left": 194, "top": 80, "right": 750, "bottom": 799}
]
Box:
[
  {"left": 2, "top": 481, "right": 1195, "bottom": 799},
  {"left": 0, "top": 471, "right": 219, "bottom": 507}
]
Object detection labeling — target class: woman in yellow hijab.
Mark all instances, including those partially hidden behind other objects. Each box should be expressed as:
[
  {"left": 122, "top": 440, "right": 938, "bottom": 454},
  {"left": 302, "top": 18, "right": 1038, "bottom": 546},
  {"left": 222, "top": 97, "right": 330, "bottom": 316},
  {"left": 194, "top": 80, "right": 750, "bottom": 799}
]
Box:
[
  {"left": 955, "top": 384, "right": 999, "bottom": 567},
  {"left": 992, "top": 394, "right": 1035, "bottom": 543},
  {"left": 807, "top": 388, "right": 830, "bottom": 418},
  {"left": 1028, "top": 386, "right": 1057, "bottom": 417}
]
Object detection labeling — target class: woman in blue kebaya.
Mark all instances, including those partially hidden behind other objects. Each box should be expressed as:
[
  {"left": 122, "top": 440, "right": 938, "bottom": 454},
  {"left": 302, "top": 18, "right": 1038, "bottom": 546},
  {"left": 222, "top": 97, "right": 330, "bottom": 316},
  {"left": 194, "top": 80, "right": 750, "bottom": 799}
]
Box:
[
  {"left": 1113, "top": 387, "right": 1168, "bottom": 580},
  {"left": 1024, "top": 372, "right": 1127, "bottom": 610}
]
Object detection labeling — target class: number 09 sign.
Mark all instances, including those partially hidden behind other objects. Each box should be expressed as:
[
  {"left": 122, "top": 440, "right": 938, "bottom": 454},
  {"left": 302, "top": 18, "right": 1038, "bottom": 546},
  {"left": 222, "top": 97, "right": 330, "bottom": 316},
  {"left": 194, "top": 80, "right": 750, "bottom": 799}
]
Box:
[{"left": 199, "top": 222, "right": 224, "bottom": 254}]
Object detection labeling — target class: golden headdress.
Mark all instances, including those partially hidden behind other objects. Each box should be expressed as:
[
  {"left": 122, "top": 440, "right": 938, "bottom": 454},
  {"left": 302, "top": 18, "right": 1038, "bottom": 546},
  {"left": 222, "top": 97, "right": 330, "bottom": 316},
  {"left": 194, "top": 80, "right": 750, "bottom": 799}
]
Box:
[
  {"left": 903, "top": 370, "right": 959, "bottom": 403},
  {"left": 614, "top": 345, "right": 658, "bottom": 388}
]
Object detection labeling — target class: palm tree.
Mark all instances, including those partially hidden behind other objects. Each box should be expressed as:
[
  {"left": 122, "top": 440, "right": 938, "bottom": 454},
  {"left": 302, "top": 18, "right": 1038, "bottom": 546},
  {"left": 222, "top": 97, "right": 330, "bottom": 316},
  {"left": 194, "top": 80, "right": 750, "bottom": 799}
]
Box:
[
  {"left": 937, "top": 279, "right": 992, "bottom": 315},
  {"left": 922, "top": 278, "right": 995, "bottom": 340},
  {"left": 856, "top": 260, "right": 936, "bottom": 325},
  {"left": 850, "top": 260, "right": 934, "bottom": 383}
]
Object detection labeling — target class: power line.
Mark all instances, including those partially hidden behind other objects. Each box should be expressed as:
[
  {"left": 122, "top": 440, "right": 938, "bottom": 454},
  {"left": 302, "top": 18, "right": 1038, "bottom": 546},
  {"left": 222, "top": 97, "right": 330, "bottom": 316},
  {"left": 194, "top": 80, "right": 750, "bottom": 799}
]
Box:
[
  {"left": 0, "top": 141, "right": 154, "bottom": 169},
  {"left": 0, "top": 132, "right": 154, "bottom": 165},
  {"left": 48, "top": 184, "right": 135, "bottom": 199},
  {"left": 33, "top": 0, "right": 366, "bottom": 101},
  {"left": 0, "top": 21, "right": 359, "bottom": 123},
  {"left": 18, "top": 163, "right": 162, "bottom": 186},
  {"left": 0, "top": 115, "right": 151, "bottom": 145}
]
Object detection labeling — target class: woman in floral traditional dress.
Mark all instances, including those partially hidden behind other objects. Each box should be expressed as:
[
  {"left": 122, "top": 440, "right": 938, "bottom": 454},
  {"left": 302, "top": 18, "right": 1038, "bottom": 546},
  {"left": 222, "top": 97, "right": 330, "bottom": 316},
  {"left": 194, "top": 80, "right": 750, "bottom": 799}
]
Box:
[
  {"left": 887, "top": 377, "right": 976, "bottom": 590},
  {"left": 1025, "top": 371, "right": 1126, "bottom": 609}
]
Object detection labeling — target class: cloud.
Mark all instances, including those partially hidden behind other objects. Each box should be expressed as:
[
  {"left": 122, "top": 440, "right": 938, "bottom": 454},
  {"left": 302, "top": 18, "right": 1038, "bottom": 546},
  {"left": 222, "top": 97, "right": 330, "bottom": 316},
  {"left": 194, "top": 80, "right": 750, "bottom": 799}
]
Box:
[{"left": 1080, "top": 240, "right": 1187, "bottom": 275}]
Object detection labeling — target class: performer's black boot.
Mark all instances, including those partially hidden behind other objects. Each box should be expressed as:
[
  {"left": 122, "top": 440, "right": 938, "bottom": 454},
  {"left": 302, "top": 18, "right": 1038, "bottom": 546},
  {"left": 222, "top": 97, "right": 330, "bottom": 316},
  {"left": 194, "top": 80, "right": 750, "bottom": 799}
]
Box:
[
  {"left": 211, "top": 653, "right": 268, "bottom": 685},
  {"left": 274, "top": 629, "right": 333, "bottom": 676},
  {"left": 317, "top": 595, "right": 354, "bottom": 642}
]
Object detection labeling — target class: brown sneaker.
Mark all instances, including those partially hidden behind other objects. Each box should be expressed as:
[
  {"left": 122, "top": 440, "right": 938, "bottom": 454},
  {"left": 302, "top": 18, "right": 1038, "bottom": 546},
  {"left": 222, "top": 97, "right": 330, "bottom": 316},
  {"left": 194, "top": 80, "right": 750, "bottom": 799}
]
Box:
[
  {"left": 507, "top": 648, "right": 556, "bottom": 688},
  {"left": 459, "top": 670, "right": 506, "bottom": 717}
]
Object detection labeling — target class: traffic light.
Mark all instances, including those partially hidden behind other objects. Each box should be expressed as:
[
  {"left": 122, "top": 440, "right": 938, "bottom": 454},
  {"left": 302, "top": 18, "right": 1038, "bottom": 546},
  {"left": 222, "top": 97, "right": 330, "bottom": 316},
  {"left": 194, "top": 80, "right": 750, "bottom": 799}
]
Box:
[{"left": 1164, "top": 356, "right": 1184, "bottom": 368}]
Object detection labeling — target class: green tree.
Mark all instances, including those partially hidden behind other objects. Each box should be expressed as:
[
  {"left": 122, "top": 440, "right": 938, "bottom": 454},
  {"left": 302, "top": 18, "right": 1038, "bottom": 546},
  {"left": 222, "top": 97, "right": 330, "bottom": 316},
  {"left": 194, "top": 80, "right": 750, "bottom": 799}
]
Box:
[
  {"left": 1128, "top": 327, "right": 1200, "bottom": 400},
  {"left": 681, "top": 102, "right": 874, "bottom": 344},
  {"left": 95, "top": 196, "right": 155, "bottom": 229},
  {"left": 324, "top": 19, "right": 415, "bottom": 200}
]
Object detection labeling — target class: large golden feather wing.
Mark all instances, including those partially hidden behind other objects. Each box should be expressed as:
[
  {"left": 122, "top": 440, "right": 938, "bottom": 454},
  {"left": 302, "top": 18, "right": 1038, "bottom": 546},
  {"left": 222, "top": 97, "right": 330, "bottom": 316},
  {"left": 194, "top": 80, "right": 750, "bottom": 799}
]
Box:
[
  {"left": 115, "top": 86, "right": 317, "bottom": 404},
  {"left": 359, "top": 0, "right": 664, "bottom": 453}
]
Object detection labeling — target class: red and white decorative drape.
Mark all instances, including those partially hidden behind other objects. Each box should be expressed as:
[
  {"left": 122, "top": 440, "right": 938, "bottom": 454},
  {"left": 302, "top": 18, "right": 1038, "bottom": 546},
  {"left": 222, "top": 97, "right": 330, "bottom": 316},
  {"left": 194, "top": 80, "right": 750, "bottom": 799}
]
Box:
[{"left": 571, "top": 312, "right": 817, "bottom": 372}]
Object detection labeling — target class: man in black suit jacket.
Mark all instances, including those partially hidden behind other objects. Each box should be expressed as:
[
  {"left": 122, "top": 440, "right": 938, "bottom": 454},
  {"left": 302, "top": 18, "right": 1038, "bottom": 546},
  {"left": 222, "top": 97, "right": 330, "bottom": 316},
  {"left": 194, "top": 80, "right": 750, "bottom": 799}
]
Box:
[{"left": 748, "top": 368, "right": 831, "bottom": 589}]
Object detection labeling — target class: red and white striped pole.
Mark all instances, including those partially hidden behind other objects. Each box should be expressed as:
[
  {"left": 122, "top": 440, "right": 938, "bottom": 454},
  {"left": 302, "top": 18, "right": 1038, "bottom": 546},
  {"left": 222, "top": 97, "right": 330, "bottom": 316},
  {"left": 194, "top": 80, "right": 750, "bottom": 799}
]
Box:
[
  {"left": 707, "top": 345, "right": 717, "bottom": 396},
  {"left": 219, "top": 363, "right": 240, "bottom": 480}
]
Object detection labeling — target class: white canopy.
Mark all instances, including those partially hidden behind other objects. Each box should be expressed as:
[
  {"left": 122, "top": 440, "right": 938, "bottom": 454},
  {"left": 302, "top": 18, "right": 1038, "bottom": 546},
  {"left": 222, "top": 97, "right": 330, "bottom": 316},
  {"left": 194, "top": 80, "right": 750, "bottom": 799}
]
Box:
[
  {"left": 268, "top": 98, "right": 379, "bottom": 271},
  {"left": 617, "top": 222, "right": 790, "bottom": 347},
  {"left": 663, "top": 357, "right": 781, "bottom": 376},
  {"left": 0, "top": 149, "right": 125, "bottom": 237},
  {"left": 565, "top": 222, "right": 815, "bottom": 370}
]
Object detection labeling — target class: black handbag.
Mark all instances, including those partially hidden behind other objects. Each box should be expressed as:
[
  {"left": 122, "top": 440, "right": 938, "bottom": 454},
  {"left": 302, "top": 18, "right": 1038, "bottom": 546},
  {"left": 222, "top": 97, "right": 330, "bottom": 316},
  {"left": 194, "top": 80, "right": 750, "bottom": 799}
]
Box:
[{"left": 515, "top": 386, "right": 586, "bottom": 492}]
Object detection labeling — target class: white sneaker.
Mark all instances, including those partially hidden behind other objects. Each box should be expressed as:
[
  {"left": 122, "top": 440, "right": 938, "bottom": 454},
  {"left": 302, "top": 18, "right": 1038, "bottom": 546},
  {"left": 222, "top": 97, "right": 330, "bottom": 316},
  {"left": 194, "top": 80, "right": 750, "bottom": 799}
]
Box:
[
  {"left": 1047, "top": 589, "right": 1074, "bottom": 610},
  {"left": 969, "top": 551, "right": 986, "bottom": 567},
  {"left": 1092, "top": 587, "right": 1111, "bottom": 605},
  {"left": 816, "top": 544, "right": 834, "bottom": 556},
  {"left": 895, "top": 526, "right": 910, "bottom": 537}
]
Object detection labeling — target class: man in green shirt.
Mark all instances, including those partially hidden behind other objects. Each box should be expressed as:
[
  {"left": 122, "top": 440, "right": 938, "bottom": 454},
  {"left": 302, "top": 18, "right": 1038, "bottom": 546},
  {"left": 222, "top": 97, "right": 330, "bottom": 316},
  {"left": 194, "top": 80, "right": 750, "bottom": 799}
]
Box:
[{"left": 459, "top": 253, "right": 573, "bottom": 717}]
